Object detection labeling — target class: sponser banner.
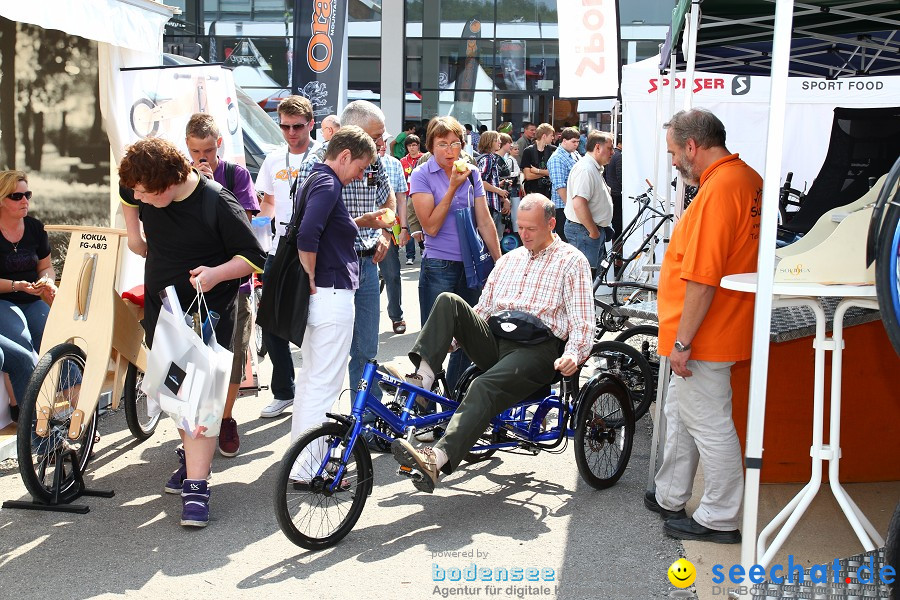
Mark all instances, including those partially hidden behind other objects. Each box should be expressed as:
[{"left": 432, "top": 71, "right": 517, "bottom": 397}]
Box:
[
  {"left": 557, "top": 0, "right": 621, "bottom": 99},
  {"left": 292, "top": 0, "right": 347, "bottom": 118}
]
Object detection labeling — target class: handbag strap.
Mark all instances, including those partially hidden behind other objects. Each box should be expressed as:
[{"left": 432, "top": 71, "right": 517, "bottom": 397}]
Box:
[{"left": 285, "top": 171, "right": 325, "bottom": 239}]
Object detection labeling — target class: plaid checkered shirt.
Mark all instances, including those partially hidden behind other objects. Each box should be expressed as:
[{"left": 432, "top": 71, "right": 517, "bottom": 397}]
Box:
[
  {"left": 476, "top": 153, "right": 502, "bottom": 212},
  {"left": 547, "top": 147, "right": 580, "bottom": 209},
  {"left": 299, "top": 143, "right": 391, "bottom": 253},
  {"left": 381, "top": 154, "right": 408, "bottom": 196},
  {"left": 474, "top": 235, "right": 594, "bottom": 364}
]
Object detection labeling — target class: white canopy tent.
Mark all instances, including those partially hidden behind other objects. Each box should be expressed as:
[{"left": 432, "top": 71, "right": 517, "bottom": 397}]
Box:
[
  {"left": 0, "top": 0, "right": 177, "bottom": 221},
  {"left": 620, "top": 57, "right": 900, "bottom": 255}
]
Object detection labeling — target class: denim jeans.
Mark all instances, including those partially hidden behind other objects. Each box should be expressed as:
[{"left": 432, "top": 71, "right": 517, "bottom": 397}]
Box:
[
  {"left": 564, "top": 220, "right": 606, "bottom": 269},
  {"left": 0, "top": 299, "right": 47, "bottom": 406},
  {"left": 260, "top": 254, "right": 295, "bottom": 401},
  {"left": 378, "top": 243, "right": 403, "bottom": 322},
  {"left": 418, "top": 258, "right": 482, "bottom": 391},
  {"left": 351, "top": 258, "right": 382, "bottom": 400},
  {"left": 405, "top": 239, "right": 416, "bottom": 261}
]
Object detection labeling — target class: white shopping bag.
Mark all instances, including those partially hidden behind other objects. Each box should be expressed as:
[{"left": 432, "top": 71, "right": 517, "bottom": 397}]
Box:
[{"left": 143, "top": 286, "right": 233, "bottom": 438}]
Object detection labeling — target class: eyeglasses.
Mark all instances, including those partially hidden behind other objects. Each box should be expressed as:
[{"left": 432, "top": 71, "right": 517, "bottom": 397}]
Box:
[
  {"left": 6, "top": 191, "right": 32, "bottom": 201},
  {"left": 435, "top": 142, "right": 462, "bottom": 150},
  {"left": 279, "top": 121, "right": 310, "bottom": 131}
]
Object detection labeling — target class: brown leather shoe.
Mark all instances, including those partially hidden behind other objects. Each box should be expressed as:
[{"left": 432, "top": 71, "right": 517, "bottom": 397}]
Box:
[{"left": 391, "top": 439, "right": 439, "bottom": 493}]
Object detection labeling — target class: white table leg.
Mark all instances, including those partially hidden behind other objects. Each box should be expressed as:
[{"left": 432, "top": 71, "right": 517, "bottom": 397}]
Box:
[
  {"left": 827, "top": 298, "right": 884, "bottom": 549},
  {"left": 755, "top": 297, "right": 827, "bottom": 567}
]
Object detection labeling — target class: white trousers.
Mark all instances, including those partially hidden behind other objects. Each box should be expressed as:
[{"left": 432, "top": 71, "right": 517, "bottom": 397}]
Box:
[
  {"left": 654, "top": 359, "right": 744, "bottom": 531},
  {"left": 290, "top": 287, "right": 355, "bottom": 478}
]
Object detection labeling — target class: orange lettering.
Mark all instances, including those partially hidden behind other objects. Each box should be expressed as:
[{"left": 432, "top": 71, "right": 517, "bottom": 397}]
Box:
[{"left": 307, "top": 1, "right": 334, "bottom": 73}]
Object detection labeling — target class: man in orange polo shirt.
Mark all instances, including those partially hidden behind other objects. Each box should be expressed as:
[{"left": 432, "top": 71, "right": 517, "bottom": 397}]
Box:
[{"left": 644, "top": 108, "right": 762, "bottom": 544}]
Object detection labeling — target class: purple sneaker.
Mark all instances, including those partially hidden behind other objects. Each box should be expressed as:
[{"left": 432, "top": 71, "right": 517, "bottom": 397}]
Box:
[
  {"left": 164, "top": 447, "right": 187, "bottom": 494},
  {"left": 165, "top": 447, "right": 212, "bottom": 494},
  {"left": 180, "top": 479, "right": 210, "bottom": 527}
]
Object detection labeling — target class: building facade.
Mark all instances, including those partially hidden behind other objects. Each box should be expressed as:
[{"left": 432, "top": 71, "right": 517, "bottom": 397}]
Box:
[{"left": 164, "top": 0, "right": 669, "bottom": 135}]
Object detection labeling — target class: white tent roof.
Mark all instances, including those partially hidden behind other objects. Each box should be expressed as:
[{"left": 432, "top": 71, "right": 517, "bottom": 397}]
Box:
[{"left": 0, "top": 0, "right": 175, "bottom": 54}]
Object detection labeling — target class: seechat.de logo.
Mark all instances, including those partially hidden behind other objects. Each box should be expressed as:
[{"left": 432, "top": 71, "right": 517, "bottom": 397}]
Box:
[{"left": 732, "top": 75, "right": 751, "bottom": 95}]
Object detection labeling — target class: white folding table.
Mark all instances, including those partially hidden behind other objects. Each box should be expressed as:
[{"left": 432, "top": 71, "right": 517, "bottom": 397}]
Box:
[{"left": 721, "top": 273, "right": 885, "bottom": 567}]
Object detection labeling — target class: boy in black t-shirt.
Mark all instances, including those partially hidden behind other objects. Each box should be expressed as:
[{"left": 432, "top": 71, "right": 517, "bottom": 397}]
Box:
[
  {"left": 119, "top": 137, "right": 265, "bottom": 529},
  {"left": 520, "top": 122, "right": 557, "bottom": 198}
]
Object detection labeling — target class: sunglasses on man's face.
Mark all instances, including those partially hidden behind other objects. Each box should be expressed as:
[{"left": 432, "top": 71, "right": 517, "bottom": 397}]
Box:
[
  {"left": 6, "top": 191, "right": 32, "bottom": 201},
  {"left": 279, "top": 122, "right": 309, "bottom": 131}
]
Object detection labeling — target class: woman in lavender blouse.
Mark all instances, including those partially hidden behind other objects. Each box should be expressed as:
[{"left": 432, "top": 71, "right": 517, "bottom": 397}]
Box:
[{"left": 408, "top": 116, "right": 501, "bottom": 389}]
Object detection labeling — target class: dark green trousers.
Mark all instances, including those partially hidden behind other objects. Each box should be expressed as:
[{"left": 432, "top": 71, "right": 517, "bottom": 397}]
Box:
[{"left": 410, "top": 292, "right": 560, "bottom": 473}]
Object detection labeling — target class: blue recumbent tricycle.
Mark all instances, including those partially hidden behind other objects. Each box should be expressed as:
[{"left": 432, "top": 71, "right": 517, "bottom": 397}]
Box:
[{"left": 273, "top": 359, "right": 636, "bottom": 550}]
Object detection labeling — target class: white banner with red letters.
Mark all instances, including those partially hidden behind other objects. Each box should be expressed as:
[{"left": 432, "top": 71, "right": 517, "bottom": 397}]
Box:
[{"left": 557, "top": 0, "right": 620, "bottom": 99}]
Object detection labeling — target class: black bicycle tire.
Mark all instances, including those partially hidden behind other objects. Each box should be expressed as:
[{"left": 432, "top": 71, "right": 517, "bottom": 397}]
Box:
[
  {"left": 16, "top": 343, "right": 98, "bottom": 503},
  {"left": 611, "top": 281, "right": 657, "bottom": 308},
  {"left": 587, "top": 340, "right": 654, "bottom": 421},
  {"left": 886, "top": 500, "right": 900, "bottom": 600},
  {"left": 573, "top": 377, "right": 635, "bottom": 489},
  {"left": 614, "top": 324, "right": 661, "bottom": 383},
  {"left": 455, "top": 367, "right": 499, "bottom": 463},
  {"left": 123, "top": 362, "right": 159, "bottom": 441},
  {"left": 274, "top": 422, "right": 373, "bottom": 550},
  {"left": 875, "top": 200, "right": 900, "bottom": 357}
]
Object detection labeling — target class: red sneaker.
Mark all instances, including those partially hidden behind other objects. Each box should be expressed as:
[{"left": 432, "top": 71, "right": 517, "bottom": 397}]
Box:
[{"left": 218, "top": 418, "right": 240, "bottom": 457}]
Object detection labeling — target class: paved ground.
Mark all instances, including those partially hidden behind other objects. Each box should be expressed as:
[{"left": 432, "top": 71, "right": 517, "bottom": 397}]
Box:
[{"left": 0, "top": 261, "right": 688, "bottom": 600}]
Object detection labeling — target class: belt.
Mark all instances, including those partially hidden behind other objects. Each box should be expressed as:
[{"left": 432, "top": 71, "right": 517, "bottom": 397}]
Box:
[{"left": 356, "top": 247, "right": 377, "bottom": 258}]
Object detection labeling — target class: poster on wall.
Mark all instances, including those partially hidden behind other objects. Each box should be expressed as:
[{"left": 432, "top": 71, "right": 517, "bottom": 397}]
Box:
[
  {"left": 498, "top": 40, "right": 526, "bottom": 91},
  {"left": 556, "top": 0, "right": 621, "bottom": 98},
  {"left": 292, "top": 0, "right": 348, "bottom": 118},
  {"left": 115, "top": 64, "right": 245, "bottom": 165}
]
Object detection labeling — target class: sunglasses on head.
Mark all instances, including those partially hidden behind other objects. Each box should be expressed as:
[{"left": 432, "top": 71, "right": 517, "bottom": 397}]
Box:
[
  {"left": 6, "top": 191, "right": 32, "bottom": 201},
  {"left": 279, "top": 121, "right": 309, "bottom": 131}
]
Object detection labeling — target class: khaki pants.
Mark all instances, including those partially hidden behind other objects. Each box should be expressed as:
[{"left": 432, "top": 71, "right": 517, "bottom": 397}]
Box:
[
  {"left": 410, "top": 292, "right": 561, "bottom": 473},
  {"left": 653, "top": 360, "right": 743, "bottom": 531}
]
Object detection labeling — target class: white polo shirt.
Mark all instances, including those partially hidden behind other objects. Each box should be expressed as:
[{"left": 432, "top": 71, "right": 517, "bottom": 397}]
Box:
[{"left": 563, "top": 153, "right": 613, "bottom": 227}]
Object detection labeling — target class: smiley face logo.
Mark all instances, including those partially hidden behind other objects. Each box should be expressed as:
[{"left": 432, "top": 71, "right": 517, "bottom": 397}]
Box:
[{"left": 668, "top": 558, "right": 696, "bottom": 588}]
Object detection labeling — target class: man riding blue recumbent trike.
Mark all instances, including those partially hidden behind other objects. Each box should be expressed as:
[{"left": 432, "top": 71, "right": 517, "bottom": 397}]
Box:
[{"left": 273, "top": 194, "right": 636, "bottom": 550}]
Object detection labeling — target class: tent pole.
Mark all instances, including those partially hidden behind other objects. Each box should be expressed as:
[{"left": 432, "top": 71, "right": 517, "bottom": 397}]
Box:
[
  {"left": 683, "top": 0, "right": 700, "bottom": 111},
  {"left": 740, "top": 0, "right": 796, "bottom": 592}
]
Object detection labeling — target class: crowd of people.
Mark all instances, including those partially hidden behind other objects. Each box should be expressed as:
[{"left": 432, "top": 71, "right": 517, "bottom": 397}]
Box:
[{"left": 4, "top": 103, "right": 761, "bottom": 548}]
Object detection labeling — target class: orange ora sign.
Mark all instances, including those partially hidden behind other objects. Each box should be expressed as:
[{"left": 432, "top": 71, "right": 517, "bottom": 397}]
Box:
[
  {"left": 307, "top": 1, "right": 335, "bottom": 73},
  {"left": 557, "top": 0, "right": 620, "bottom": 98}
]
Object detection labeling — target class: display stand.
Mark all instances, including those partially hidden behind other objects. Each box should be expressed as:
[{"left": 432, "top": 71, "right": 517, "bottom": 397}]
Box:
[
  {"left": 721, "top": 273, "right": 884, "bottom": 567},
  {"left": 1, "top": 449, "right": 114, "bottom": 514}
]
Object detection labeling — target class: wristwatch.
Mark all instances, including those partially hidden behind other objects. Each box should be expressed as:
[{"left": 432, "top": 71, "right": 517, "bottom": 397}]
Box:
[{"left": 674, "top": 340, "right": 692, "bottom": 352}]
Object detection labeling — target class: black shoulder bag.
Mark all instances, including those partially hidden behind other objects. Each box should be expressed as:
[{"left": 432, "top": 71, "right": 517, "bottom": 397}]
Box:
[{"left": 256, "top": 172, "right": 323, "bottom": 346}]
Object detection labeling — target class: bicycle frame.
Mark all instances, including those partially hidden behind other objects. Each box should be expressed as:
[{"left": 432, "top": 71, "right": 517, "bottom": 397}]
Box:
[
  {"left": 314, "top": 361, "right": 578, "bottom": 492},
  {"left": 596, "top": 188, "right": 672, "bottom": 287}
]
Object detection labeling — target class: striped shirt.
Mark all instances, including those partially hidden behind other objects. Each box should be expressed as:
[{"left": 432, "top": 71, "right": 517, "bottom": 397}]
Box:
[
  {"left": 381, "top": 154, "right": 408, "bottom": 196},
  {"left": 474, "top": 235, "right": 594, "bottom": 364}
]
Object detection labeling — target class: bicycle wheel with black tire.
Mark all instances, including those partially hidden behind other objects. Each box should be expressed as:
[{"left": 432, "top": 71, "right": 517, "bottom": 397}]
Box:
[
  {"left": 129, "top": 98, "right": 159, "bottom": 138},
  {"left": 123, "top": 362, "right": 159, "bottom": 441},
  {"left": 574, "top": 376, "right": 634, "bottom": 489},
  {"left": 615, "top": 325, "right": 660, "bottom": 385},
  {"left": 274, "top": 422, "right": 373, "bottom": 550},
  {"left": 16, "top": 343, "right": 98, "bottom": 503},
  {"left": 455, "top": 366, "right": 499, "bottom": 463},
  {"left": 875, "top": 200, "right": 900, "bottom": 356},
  {"left": 611, "top": 281, "right": 657, "bottom": 308},
  {"left": 584, "top": 341, "right": 654, "bottom": 421},
  {"left": 887, "top": 500, "right": 900, "bottom": 600}
]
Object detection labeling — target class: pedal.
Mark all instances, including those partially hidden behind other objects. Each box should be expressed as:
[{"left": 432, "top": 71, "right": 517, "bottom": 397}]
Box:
[{"left": 397, "top": 465, "right": 423, "bottom": 481}]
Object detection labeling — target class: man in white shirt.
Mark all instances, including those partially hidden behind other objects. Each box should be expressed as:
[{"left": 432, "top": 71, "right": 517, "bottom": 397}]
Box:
[
  {"left": 256, "top": 95, "right": 316, "bottom": 418},
  {"left": 563, "top": 130, "right": 615, "bottom": 276}
]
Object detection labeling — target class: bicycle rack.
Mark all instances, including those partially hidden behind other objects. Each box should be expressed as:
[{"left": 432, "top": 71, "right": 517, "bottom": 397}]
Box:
[{"left": 2, "top": 448, "right": 114, "bottom": 514}]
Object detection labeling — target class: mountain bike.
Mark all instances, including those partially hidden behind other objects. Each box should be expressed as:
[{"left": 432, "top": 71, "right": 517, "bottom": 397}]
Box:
[{"left": 273, "top": 358, "right": 635, "bottom": 550}]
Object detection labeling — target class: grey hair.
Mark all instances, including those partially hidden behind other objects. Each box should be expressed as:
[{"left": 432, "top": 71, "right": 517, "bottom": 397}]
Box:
[
  {"left": 340, "top": 100, "right": 385, "bottom": 130},
  {"left": 663, "top": 108, "right": 727, "bottom": 149},
  {"left": 518, "top": 193, "right": 555, "bottom": 222},
  {"left": 322, "top": 114, "right": 341, "bottom": 128}
]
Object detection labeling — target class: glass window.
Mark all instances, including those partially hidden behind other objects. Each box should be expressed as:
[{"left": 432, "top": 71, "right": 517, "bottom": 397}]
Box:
[
  {"left": 483, "top": 39, "right": 558, "bottom": 92},
  {"left": 416, "top": 88, "right": 495, "bottom": 129},
  {"left": 412, "top": 38, "right": 497, "bottom": 92},
  {"left": 495, "top": 0, "right": 557, "bottom": 39}
]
